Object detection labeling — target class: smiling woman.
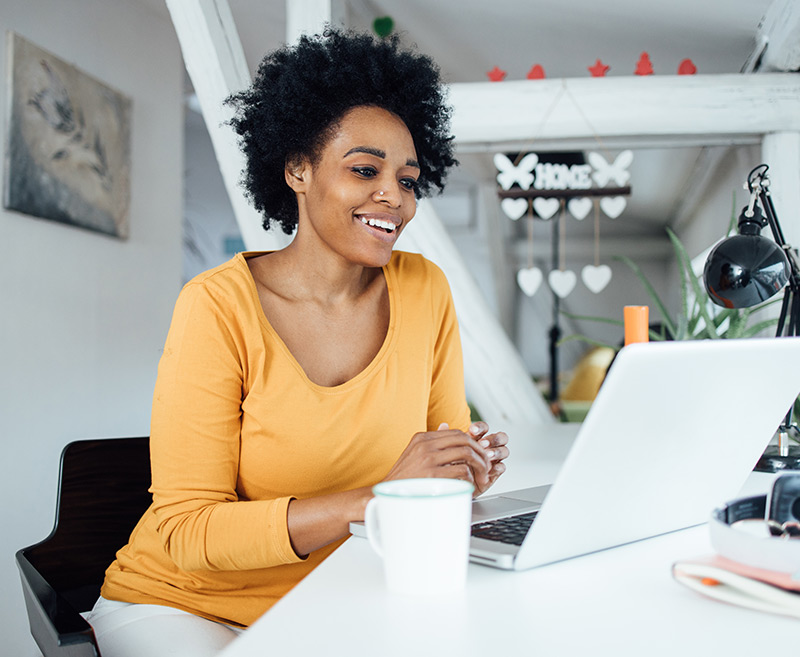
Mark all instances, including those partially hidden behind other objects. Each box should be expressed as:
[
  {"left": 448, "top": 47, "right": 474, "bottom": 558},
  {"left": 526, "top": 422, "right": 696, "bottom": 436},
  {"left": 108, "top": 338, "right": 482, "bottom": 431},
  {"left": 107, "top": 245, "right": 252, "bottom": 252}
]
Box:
[{"left": 85, "top": 28, "right": 510, "bottom": 657}]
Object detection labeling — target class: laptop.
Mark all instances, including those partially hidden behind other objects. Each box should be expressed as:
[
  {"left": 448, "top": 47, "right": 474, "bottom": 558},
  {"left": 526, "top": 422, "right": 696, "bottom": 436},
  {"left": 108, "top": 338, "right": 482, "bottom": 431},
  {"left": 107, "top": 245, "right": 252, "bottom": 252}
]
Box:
[{"left": 352, "top": 337, "right": 800, "bottom": 570}]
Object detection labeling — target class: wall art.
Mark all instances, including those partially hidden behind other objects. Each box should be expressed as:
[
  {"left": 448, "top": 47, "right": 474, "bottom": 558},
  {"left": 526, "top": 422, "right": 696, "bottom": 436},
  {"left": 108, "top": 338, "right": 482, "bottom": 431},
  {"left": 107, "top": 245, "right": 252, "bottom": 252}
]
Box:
[{"left": 4, "top": 33, "right": 131, "bottom": 238}]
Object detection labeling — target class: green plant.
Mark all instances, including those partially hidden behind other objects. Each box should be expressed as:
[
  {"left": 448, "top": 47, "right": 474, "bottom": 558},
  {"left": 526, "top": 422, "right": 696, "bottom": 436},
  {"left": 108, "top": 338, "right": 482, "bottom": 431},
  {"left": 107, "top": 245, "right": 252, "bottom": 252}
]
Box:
[{"left": 561, "top": 226, "right": 781, "bottom": 350}]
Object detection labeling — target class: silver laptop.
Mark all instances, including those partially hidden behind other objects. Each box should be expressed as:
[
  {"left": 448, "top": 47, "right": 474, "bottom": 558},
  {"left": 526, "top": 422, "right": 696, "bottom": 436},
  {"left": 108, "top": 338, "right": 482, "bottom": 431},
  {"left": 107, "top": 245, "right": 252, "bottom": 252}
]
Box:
[{"left": 353, "top": 337, "right": 800, "bottom": 570}]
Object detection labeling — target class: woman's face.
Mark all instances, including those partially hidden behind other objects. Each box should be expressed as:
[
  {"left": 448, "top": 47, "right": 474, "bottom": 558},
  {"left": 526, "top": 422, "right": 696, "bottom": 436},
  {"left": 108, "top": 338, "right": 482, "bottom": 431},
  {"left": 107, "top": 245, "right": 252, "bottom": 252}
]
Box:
[{"left": 287, "top": 105, "right": 420, "bottom": 268}]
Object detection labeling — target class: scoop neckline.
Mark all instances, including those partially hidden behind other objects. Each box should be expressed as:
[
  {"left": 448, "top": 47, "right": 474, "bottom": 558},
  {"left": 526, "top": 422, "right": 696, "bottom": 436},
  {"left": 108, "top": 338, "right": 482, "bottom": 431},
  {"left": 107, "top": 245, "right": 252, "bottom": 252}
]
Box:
[{"left": 238, "top": 251, "right": 400, "bottom": 394}]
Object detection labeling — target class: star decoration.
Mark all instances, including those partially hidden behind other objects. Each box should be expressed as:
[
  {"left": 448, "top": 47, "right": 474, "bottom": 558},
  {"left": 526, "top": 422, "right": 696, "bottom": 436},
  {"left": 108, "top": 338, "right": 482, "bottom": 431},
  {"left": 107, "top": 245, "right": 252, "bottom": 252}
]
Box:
[
  {"left": 677, "top": 58, "right": 697, "bottom": 75},
  {"left": 527, "top": 64, "right": 546, "bottom": 79},
  {"left": 487, "top": 66, "right": 507, "bottom": 82},
  {"left": 635, "top": 52, "right": 654, "bottom": 75},
  {"left": 588, "top": 59, "right": 610, "bottom": 77}
]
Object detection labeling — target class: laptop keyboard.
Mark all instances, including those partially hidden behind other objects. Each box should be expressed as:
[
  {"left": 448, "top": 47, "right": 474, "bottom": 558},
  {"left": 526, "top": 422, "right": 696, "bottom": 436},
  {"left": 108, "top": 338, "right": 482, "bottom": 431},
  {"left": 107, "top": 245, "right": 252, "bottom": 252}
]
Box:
[{"left": 471, "top": 511, "right": 538, "bottom": 546}]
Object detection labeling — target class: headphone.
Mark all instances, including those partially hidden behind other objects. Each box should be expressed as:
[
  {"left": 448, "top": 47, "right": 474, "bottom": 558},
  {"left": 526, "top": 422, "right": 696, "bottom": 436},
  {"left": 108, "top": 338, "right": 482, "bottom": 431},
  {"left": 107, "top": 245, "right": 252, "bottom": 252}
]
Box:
[{"left": 709, "top": 474, "right": 800, "bottom": 577}]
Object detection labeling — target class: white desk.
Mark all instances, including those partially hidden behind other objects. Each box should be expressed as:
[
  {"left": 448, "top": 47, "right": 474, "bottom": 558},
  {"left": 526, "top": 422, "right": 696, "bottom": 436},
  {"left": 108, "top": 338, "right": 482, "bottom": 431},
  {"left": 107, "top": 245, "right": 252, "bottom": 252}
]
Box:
[{"left": 220, "top": 425, "right": 793, "bottom": 657}]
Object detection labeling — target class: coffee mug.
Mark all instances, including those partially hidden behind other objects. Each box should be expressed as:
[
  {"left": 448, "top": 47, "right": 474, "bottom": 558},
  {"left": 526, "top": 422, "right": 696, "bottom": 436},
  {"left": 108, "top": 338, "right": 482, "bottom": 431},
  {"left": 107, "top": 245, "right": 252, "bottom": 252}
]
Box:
[{"left": 364, "top": 478, "right": 474, "bottom": 595}]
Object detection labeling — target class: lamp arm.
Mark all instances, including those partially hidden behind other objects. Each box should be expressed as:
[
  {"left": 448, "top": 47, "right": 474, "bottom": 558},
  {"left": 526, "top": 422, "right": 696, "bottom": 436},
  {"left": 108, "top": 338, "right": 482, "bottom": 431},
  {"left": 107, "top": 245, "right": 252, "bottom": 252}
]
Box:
[{"left": 756, "top": 184, "right": 800, "bottom": 293}]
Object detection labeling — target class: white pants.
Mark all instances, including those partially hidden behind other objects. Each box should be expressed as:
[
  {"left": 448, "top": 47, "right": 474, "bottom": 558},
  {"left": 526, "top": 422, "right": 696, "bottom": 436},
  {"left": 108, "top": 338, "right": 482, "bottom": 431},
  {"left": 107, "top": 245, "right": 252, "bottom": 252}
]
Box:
[{"left": 85, "top": 597, "right": 244, "bottom": 657}]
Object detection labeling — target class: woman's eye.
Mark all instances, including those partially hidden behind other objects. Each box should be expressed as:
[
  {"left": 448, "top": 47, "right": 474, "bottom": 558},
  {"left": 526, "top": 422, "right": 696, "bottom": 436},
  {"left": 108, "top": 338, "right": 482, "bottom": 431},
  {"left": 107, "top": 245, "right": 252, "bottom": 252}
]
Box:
[
  {"left": 400, "top": 178, "right": 419, "bottom": 192},
  {"left": 352, "top": 166, "right": 377, "bottom": 178}
]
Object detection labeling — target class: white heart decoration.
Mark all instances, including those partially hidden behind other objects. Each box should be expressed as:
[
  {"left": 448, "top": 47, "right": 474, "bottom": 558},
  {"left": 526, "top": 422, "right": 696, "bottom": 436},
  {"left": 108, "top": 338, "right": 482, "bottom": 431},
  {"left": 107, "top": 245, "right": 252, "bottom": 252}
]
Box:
[
  {"left": 548, "top": 269, "right": 577, "bottom": 298},
  {"left": 600, "top": 196, "right": 626, "bottom": 219},
  {"left": 501, "top": 198, "right": 528, "bottom": 221},
  {"left": 581, "top": 264, "right": 612, "bottom": 293},
  {"left": 567, "top": 197, "right": 592, "bottom": 220},
  {"left": 516, "top": 267, "right": 543, "bottom": 297},
  {"left": 533, "top": 197, "right": 560, "bottom": 220}
]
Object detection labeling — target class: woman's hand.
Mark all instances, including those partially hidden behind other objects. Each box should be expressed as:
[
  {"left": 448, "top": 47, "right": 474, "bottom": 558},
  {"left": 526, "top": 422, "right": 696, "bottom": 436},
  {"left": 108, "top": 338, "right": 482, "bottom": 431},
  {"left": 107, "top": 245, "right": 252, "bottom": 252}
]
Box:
[
  {"left": 382, "top": 422, "right": 509, "bottom": 496},
  {"left": 466, "top": 421, "right": 509, "bottom": 497},
  {"left": 383, "top": 423, "right": 491, "bottom": 488}
]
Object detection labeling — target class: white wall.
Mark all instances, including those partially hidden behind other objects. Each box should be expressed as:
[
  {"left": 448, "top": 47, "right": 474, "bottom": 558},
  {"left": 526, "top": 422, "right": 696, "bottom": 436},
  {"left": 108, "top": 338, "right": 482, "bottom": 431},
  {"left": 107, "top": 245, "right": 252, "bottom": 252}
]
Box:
[
  {"left": 0, "top": 1, "right": 184, "bottom": 654},
  {"left": 680, "top": 145, "right": 761, "bottom": 260}
]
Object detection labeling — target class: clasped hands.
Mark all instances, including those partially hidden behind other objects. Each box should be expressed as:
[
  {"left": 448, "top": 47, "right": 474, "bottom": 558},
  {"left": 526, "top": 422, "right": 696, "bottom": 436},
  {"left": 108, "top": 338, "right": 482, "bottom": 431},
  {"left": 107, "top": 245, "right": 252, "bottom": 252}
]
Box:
[{"left": 383, "top": 422, "right": 509, "bottom": 497}]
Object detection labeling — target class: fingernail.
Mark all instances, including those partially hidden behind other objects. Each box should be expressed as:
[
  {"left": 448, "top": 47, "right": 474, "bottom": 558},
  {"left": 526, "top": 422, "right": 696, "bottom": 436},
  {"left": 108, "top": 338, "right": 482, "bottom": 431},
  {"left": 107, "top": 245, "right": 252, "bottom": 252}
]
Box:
[
  {"left": 486, "top": 450, "right": 495, "bottom": 459},
  {"left": 470, "top": 424, "right": 481, "bottom": 435},
  {"left": 479, "top": 439, "right": 490, "bottom": 448}
]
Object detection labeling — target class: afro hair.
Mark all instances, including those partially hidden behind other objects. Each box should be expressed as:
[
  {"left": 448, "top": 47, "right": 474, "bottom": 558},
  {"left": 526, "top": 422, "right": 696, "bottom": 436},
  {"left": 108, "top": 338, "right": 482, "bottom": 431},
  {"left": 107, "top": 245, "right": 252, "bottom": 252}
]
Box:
[{"left": 226, "top": 28, "right": 457, "bottom": 235}]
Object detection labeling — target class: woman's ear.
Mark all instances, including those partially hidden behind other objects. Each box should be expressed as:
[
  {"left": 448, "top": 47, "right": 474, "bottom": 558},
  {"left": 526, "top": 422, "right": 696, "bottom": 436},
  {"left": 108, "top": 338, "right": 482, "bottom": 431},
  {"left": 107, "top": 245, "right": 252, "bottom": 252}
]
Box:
[{"left": 285, "top": 156, "right": 310, "bottom": 193}]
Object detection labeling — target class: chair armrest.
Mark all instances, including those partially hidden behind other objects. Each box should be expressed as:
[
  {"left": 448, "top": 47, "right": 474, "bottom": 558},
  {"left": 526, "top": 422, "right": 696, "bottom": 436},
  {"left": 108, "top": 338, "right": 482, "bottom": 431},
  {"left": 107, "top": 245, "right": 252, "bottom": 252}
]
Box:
[{"left": 16, "top": 549, "right": 98, "bottom": 656}]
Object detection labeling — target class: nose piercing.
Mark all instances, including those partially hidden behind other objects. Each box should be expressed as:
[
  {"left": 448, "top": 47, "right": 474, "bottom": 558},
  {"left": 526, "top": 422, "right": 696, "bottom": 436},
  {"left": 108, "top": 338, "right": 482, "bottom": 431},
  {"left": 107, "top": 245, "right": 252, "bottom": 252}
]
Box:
[{"left": 378, "top": 190, "right": 385, "bottom": 197}]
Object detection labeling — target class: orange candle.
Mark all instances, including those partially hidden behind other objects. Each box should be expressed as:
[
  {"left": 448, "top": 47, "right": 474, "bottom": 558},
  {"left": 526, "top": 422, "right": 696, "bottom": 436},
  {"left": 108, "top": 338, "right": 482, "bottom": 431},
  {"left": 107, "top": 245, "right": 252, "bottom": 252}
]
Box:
[{"left": 624, "top": 305, "right": 649, "bottom": 345}]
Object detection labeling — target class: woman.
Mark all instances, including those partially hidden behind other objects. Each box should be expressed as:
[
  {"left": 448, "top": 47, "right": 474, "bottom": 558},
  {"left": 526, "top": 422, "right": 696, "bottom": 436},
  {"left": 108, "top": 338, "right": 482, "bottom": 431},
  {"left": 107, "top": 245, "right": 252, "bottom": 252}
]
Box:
[{"left": 88, "top": 29, "right": 509, "bottom": 657}]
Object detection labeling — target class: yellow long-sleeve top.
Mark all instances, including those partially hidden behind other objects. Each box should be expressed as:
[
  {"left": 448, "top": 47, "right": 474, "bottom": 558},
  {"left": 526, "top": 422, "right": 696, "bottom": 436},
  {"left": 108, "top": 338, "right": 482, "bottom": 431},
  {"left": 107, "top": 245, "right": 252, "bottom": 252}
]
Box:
[{"left": 101, "top": 250, "right": 471, "bottom": 627}]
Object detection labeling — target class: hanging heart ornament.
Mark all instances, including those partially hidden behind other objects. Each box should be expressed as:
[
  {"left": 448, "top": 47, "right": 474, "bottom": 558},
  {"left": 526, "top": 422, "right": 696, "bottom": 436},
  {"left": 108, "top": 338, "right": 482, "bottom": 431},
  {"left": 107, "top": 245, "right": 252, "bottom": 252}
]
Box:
[
  {"left": 567, "top": 197, "right": 592, "bottom": 220},
  {"left": 517, "top": 267, "right": 543, "bottom": 297},
  {"left": 548, "top": 269, "right": 577, "bottom": 298},
  {"left": 600, "top": 196, "right": 626, "bottom": 219},
  {"left": 581, "top": 264, "right": 612, "bottom": 293},
  {"left": 533, "top": 197, "right": 560, "bottom": 220},
  {"left": 501, "top": 198, "right": 528, "bottom": 220}
]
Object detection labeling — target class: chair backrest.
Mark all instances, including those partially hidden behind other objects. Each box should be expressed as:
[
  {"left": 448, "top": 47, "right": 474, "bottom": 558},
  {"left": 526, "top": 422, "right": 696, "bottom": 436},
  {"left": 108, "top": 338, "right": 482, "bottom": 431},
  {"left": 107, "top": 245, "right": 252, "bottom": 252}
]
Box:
[{"left": 16, "top": 437, "right": 151, "bottom": 657}]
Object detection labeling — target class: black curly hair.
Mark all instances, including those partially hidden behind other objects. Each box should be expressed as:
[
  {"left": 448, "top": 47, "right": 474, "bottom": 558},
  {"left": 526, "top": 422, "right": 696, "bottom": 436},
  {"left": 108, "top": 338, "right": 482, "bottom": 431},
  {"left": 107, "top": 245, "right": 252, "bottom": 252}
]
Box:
[{"left": 226, "top": 28, "right": 457, "bottom": 234}]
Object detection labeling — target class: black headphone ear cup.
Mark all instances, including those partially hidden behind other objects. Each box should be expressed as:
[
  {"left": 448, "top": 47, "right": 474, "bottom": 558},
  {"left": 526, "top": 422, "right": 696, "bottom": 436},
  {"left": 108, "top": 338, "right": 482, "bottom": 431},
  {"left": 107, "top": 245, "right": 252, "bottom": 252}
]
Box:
[{"left": 769, "top": 474, "right": 800, "bottom": 525}]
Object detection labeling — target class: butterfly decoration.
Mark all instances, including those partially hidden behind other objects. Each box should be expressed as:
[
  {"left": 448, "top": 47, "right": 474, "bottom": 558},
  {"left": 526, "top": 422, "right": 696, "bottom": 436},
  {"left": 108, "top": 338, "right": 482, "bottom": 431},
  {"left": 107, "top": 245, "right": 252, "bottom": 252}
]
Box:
[
  {"left": 587, "top": 150, "right": 633, "bottom": 187},
  {"left": 494, "top": 153, "right": 539, "bottom": 191}
]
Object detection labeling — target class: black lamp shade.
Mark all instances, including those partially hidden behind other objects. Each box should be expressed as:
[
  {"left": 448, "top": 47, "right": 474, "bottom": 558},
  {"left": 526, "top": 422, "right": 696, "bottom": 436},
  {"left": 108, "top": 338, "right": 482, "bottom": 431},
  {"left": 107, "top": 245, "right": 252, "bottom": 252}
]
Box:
[{"left": 703, "top": 234, "right": 789, "bottom": 309}]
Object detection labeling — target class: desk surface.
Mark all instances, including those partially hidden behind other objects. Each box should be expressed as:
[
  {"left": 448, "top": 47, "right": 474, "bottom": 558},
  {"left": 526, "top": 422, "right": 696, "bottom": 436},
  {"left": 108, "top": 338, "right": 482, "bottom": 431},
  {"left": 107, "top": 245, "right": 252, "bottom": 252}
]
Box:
[{"left": 220, "top": 425, "right": 794, "bottom": 657}]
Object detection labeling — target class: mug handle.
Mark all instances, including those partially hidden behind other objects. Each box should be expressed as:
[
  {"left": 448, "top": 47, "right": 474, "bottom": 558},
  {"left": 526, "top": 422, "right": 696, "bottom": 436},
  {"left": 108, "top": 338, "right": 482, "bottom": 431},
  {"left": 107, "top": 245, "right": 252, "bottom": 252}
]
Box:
[{"left": 364, "top": 497, "right": 383, "bottom": 557}]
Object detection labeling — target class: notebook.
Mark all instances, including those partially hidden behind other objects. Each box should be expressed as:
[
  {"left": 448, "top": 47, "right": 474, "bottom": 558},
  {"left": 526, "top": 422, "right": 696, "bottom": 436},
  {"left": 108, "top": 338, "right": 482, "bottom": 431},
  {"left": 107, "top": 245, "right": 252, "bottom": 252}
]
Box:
[{"left": 352, "top": 337, "right": 800, "bottom": 570}]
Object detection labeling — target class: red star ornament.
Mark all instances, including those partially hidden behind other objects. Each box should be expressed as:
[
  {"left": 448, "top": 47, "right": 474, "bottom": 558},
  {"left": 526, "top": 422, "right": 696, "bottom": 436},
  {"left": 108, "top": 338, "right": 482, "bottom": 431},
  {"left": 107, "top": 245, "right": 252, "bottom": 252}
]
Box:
[
  {"left": 588, "top": 59, "right": 610, "bottom": 77},
  {"left": 678, "top": 58, "right": 697, "bottom": 75},
  {"left": 487, "top": 66, "right": 507, "bottom": 82},
  {"left": 527, "top": 64, "right": 546, "bottom": 79},
  {"left": 635, "top": 52, "right": 654, "bottom": 75}
]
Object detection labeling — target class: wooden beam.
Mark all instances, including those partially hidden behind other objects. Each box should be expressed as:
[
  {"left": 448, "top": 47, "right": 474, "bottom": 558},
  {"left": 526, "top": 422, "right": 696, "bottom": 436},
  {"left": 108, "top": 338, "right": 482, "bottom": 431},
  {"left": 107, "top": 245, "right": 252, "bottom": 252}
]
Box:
[
  {"left": 285, "top": 0, "right": 346, "bottom": 43},
  {"left": 399, "top": 201, "right": 555, "bottom": 429},
  {"left": 166, "top": 0, "right": 291, "bottom": 252},
  {"left": 762, "top": 132, "right": 800, "bottom": 249},
  {"left": 448, "top": 74, "right": 800, "bottom": 152},
  {"left": 751, "top": 0, "right": 800, "bottom": 72}
]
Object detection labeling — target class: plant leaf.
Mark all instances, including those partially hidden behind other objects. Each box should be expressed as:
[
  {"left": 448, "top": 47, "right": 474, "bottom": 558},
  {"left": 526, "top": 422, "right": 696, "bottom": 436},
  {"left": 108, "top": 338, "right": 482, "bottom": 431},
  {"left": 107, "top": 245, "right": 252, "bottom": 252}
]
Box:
[
  {"left": 560, "top": 311, "right": 624, "bottom": 327},
  {"left": 738, "top": 318, "right": 780, "bottom": 339},
  {"left": 666, "top": 227, "right": 719, "bottom": 339}
]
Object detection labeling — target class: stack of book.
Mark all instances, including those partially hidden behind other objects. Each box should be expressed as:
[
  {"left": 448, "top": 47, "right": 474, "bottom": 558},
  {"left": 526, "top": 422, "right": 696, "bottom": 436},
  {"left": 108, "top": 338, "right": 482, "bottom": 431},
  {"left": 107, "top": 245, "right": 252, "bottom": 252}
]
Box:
[{"left": 672, "top": 554, "right": 800, "bottom": 619}]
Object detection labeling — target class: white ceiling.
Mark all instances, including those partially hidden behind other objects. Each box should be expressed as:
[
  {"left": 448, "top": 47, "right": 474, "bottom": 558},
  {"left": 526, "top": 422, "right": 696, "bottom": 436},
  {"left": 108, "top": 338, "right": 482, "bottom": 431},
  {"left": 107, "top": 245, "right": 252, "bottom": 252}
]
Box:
[{"left": 218, "top": 0, "right": 774, "bottom": 83}]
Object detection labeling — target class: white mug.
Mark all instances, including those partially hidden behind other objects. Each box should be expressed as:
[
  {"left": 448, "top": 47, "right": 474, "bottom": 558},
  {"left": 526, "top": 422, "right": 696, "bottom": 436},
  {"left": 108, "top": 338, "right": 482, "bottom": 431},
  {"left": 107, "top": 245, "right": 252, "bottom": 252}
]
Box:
[{"left": 364, "top": 478, "right": 474, "bottom": 595}]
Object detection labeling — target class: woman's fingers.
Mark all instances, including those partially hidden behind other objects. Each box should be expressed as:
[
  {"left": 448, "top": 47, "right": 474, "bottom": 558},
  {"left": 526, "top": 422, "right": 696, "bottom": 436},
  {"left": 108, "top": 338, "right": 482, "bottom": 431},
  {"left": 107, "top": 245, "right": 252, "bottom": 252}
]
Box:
[
  {"left": 385, "top": 427, "right": 491, "bottom": 484},
  {"left": 478, "top": 431, "right": 509, "bottom": 463},
  {"left": 415, "top": 432, "right": 491, "bottom": 477}
]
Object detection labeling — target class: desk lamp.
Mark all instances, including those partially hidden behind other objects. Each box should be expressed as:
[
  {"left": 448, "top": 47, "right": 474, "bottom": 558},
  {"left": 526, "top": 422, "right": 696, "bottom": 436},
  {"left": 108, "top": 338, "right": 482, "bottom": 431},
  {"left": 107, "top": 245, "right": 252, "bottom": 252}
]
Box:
[{"left": 703, "top": 164, "right": 800, "bottom": 471}]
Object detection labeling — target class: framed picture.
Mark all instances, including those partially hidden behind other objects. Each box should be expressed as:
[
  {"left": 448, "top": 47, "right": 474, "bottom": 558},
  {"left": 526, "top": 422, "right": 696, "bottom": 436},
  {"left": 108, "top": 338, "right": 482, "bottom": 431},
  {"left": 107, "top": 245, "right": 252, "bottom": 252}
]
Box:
[{"left": 3, "top": 32, "right": 131, "bottom": 239}]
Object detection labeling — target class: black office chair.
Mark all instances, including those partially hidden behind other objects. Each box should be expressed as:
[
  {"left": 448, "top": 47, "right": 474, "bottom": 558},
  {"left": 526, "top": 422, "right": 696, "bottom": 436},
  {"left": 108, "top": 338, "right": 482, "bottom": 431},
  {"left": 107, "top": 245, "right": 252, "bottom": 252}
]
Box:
[{"left": 16, "top": 437, "right": 152, "bottom": 657}]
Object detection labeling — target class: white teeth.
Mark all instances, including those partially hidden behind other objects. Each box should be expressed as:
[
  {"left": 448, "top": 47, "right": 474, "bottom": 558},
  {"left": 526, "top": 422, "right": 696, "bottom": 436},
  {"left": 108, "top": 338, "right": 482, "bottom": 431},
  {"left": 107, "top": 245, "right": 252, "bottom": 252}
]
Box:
[{"left": 361, "top": 217, "right": 396, "bottom": 231}]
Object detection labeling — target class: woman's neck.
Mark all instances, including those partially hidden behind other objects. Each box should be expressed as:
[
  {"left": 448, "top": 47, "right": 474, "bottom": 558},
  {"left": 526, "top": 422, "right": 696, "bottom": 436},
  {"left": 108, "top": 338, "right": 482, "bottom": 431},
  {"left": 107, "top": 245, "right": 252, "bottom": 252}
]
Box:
[{"left": 262, "top": 238, "right": 382, "bottom": 307}]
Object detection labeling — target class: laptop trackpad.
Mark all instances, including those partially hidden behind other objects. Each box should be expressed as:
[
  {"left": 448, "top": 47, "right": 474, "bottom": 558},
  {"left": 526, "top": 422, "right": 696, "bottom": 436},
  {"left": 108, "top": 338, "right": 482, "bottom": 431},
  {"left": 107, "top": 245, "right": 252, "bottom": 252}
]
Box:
[{"left": 472, "top": 495, "right": 540, "bottom": 522}]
